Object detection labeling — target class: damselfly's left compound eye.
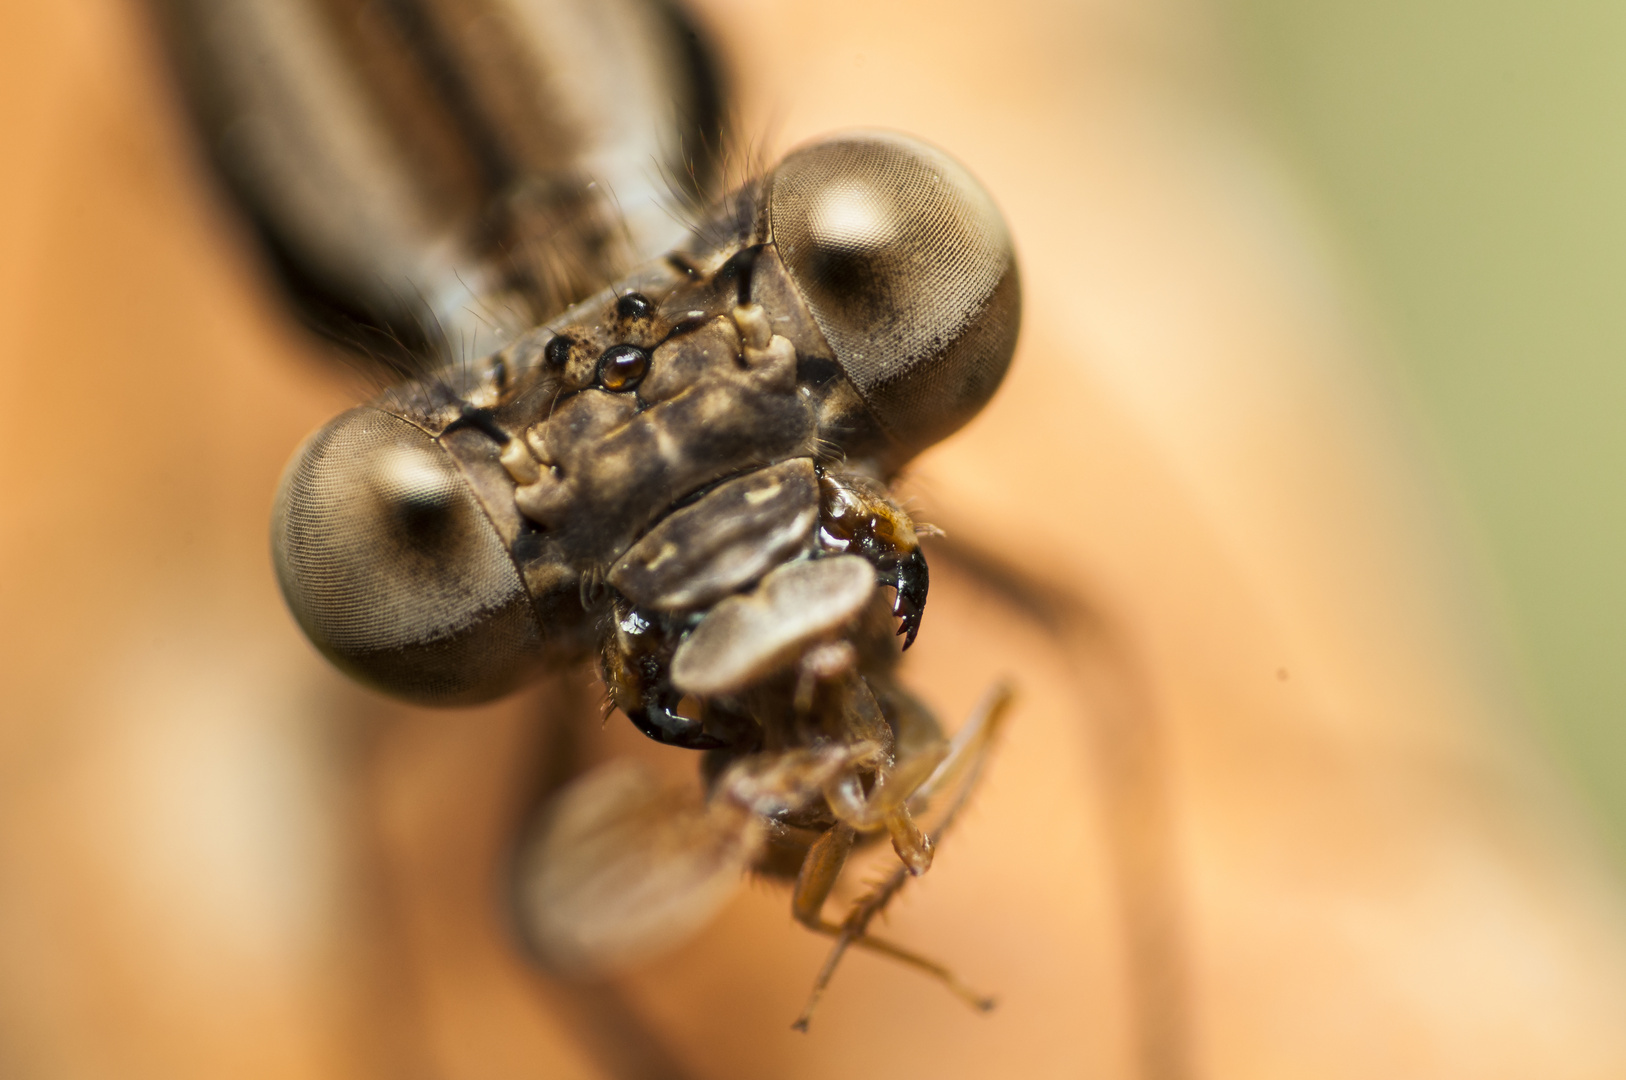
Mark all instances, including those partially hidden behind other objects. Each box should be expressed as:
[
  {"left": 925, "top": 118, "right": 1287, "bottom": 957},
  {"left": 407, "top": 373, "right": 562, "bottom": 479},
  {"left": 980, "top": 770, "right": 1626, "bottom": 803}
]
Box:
[
  {"left": 769, "top": 132, "right": 1021, "bottom": 461},
  {"left": 272, "top": 408, "right": 545, "bottom": 704}
]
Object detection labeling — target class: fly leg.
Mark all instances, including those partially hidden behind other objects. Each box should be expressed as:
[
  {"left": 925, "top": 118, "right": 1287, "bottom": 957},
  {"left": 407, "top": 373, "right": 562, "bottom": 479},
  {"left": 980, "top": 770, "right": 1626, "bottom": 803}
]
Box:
[
  {"left": 791, "top": 822, "right": 857, "bottom": 928},
  {"left": 787, "top": 820, "right": 992, "bottom": 1027},
  {"left": 793, "top": 682, "right": 1016, "bottom": 1030},
  {"left": 821, "top": 745, "right": 946, "bottom": 875},
  {"left": 805, "top": 664, "right": 943, "bottom": 875}
]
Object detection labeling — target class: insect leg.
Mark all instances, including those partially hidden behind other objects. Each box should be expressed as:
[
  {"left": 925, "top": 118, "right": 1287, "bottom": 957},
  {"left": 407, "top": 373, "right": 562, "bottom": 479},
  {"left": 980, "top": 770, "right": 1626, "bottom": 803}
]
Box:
[
  {"left": 787, "top": 820, "right": 989, "bottom": 1026},
  {"left": 792, "top": 683, "right": 1015, "bottom": 1029},
  {"left": 791, "top": 822, "right": 857, "bottom": 928},
  {"left": 907, "top": 680, "right": 1017, "bottom": 818},
  {"left": 821, "top": 748, "right": 944, "bottom": 873},
  {"left": 796, "top": 914, "right": 997, "bottom": 1031},
  {"left": 809, "top": 669, "right": 942, "bottom": 872},
  {"left": 792, "top": 864, "right": 996, "bottom": 1031}
]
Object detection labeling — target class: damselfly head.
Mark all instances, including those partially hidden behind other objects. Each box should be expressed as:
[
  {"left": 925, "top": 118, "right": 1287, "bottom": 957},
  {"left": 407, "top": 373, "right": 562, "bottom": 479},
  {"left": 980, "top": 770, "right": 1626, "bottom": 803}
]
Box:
[
  {"left": 271, "top": 132, "right": 1018, "bottom": 708},
  {"left": 272, "top": 407, "right": 549, "bottom": 704}
]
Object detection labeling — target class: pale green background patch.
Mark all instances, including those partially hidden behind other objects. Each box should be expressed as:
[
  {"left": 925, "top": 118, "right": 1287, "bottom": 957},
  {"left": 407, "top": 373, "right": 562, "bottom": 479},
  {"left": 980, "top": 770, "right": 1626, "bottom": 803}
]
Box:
[{"left": 1225, "top": 0, "right": 1626, "bottom": 854}]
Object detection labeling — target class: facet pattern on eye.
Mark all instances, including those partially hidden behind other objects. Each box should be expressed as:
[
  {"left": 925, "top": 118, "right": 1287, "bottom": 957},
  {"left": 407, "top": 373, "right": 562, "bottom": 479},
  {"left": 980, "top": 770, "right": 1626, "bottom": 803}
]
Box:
[
  {"left": 272, "top": 407, "right": 543, "bottom": 702},
  {"left": 770, "top": 132, "right": 1020, "bottom": 456}
]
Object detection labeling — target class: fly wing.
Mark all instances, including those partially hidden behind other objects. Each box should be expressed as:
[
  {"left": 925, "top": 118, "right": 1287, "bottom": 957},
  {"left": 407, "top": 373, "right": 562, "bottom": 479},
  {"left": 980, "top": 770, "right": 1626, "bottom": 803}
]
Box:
[
  {"left": 513, "top": 759, "right": 760, "bottom": 975},
  {"left": 148, "top": 0, "right": 725, "bottom": 371}
]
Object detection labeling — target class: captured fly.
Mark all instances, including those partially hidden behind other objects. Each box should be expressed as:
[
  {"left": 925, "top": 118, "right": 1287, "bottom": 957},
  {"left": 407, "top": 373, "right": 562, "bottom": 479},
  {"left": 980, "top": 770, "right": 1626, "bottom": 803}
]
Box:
[{"left": 270, "top": 131, "right": 1021, "bottom": 1023}]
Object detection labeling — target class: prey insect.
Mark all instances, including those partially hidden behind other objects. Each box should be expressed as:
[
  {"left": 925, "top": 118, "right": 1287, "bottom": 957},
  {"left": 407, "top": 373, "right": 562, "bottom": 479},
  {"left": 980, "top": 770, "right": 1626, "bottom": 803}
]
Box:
[{"left": 271, "top": 131, "right": 1021, "bottom": 1022}]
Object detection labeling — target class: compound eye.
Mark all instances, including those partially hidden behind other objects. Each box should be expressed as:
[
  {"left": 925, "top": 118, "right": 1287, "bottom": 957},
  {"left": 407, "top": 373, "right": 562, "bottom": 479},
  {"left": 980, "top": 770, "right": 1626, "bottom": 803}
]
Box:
[
  {"left": 272, "top": 408, "right": 544, "bottom": 704},
  {"left": 769, "top": 131, "right": 1020, "bottom": 460}
]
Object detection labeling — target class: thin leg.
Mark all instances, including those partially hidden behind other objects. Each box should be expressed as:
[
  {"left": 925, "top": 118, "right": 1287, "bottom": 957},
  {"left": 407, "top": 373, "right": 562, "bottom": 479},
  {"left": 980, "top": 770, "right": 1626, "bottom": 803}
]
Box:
[
  {"left": 802, "top": 916, "right": 996, "bottom": 1021},
  {"left": 792, "top": 864, "right": 997, "bottom": 1031},
  {"left": 791, "top": 822, "right": 856, "bottom": 928},
  {"left": 819, "top": 743, "right": 945, "bottom": 828},
  {"left": 792, "top": 682, "right": 1016, "bottom": 1030},
  {"left": 909, "top": 680, "right": 1016, "bottom": 811}
]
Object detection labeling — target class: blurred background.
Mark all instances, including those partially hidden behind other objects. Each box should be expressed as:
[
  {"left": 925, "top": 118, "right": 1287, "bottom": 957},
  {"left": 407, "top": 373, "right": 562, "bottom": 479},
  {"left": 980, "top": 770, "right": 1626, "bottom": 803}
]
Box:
[
  {"left": 1225, "top": 0, "right": 1626, "bottom": 863},
  {"left": 7, "top": 0, "right": 1626, "bottom": 1076}
]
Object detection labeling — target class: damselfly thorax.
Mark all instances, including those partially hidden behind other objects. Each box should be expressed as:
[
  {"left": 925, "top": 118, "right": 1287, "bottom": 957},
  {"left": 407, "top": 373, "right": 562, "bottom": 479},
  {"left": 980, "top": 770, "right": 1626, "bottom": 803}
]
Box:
[{"left": 151, "top": 0, "right": 724, "bottom": 368}]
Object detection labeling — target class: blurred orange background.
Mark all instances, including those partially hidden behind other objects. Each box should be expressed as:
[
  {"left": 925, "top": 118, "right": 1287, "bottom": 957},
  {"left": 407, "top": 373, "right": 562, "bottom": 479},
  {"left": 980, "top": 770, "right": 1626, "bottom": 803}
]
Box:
[{"left": 4, "top": 0, "right": 1626, "bottom": 1077}]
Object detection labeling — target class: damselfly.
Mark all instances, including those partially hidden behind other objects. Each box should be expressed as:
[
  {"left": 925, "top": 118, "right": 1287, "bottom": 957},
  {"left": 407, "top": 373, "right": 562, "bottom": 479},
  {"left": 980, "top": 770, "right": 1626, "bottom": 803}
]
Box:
[{"left": 153, "top": 0, "right": 1019, "bottom": 1027}]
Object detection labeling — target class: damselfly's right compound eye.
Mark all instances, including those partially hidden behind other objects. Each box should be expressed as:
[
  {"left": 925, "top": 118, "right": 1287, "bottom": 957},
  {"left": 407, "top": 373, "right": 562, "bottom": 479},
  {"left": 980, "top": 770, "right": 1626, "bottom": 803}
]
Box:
[
  {"left": 769, "top": 132, "right": 1021, "bottom": 462},
  {"left": 272, "top": 408, "right": 545, "bottom": 705}
]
